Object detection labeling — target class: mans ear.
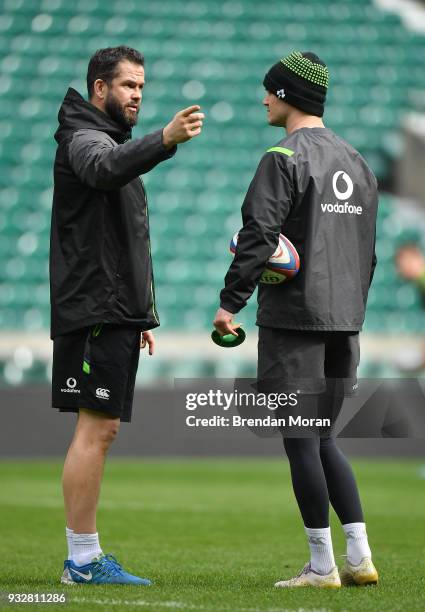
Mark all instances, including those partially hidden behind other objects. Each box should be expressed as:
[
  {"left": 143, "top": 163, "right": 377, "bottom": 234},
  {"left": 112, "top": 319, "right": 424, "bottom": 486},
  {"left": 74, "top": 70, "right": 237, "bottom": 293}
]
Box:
[{"left": 93, "top": 79, "right": 107, "bottom": 100}]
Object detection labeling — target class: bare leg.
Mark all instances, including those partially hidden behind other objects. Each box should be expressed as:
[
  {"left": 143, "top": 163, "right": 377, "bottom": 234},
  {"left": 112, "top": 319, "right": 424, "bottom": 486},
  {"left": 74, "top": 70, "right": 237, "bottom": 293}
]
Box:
[{"left": 63, "top": 408, "right": 120, "bottom": 533}]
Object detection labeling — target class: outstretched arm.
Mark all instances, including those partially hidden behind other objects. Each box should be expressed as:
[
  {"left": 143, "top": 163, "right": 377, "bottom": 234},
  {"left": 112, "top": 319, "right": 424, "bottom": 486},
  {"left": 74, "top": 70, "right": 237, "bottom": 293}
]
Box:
[{"left": 68, "top": 106, "right": 204, "bottom": 190}]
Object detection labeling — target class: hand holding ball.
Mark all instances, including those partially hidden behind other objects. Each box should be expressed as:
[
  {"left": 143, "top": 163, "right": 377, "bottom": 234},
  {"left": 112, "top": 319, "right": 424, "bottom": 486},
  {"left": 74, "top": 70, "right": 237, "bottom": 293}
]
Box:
[{"left": 230, "top": 232, "right": 300, "bottom": 284}]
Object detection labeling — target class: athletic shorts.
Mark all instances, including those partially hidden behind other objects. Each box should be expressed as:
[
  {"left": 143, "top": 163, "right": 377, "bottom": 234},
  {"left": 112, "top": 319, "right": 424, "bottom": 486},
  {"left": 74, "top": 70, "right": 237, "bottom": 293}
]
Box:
[
  {"left": 52, "top": 323, "right": 142, "bottom": 422},
  {"left": 257, "top": 327, "right": 360, "bottom": 397}
]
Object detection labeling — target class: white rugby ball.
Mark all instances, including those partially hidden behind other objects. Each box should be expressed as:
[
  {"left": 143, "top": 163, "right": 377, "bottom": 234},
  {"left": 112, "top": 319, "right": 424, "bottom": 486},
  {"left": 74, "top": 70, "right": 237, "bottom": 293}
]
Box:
[{"left": 230, "top": 232, "right": 300, "bottom": 284}]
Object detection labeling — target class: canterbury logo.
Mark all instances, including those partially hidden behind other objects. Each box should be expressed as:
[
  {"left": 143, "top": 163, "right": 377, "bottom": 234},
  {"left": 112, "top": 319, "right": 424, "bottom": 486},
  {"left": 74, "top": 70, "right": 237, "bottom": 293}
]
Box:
[
  {"left": 70, "top": 568, "right": 92, "bottom": 581},
  {"left": 308, "top": 536, "right": 326, "bottom": 545},
  {"left": 276, "top": 88, "right": 286, "bottom": 99},
  {"left": 96, "top": 388, "right": 110, "bottom": 400}
]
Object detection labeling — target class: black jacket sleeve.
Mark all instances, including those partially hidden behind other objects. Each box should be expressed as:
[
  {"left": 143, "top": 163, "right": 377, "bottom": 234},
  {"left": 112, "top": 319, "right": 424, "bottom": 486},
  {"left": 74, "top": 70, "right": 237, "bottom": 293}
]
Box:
[
  {"left": 370, "top": 240, "right": 377, "bottom": 287},
  {"left": 220, "top": 151, "right": 293, "bottom": 314},
  {"left": 369, "top": 190, "right": 378, "bottom": 287},
  {"left": 68, "top": 128, "right": 176, "bottom": 190}
]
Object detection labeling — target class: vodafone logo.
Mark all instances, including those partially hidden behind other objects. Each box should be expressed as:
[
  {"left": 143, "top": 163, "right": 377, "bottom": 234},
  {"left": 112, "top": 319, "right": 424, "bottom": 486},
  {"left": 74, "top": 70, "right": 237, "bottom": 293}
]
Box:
[
  {"left": 61, "top": 377, "right": 80, "bottom": 394},
  {"left": 321, "top": 202, "right": 362, "bottom": 215},
  {"left": 321, "top": 170, "right": 362, "bottom": 215},
  {"left": 332, "top": 171, "right": 354, "bottom": 200}
]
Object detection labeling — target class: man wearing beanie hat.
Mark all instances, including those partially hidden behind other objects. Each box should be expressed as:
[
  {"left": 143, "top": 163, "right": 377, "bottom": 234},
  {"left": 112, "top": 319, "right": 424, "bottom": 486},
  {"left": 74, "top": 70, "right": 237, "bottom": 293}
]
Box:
[{"left": 214, "top": 51, "right": 379, "bottom": 588}]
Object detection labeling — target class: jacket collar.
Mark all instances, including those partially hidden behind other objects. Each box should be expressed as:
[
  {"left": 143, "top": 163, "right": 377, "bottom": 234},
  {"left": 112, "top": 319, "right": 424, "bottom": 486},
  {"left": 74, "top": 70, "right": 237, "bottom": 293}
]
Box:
[{"left": 54, "top": 88, "right": 131, "bottom": 144}]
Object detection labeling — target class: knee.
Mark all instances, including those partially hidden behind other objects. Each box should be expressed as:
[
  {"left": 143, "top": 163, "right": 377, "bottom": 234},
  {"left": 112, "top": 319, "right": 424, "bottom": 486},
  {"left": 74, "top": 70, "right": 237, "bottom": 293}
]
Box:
[
  {"left": 319, "top": 435, "right": 335, "bottom": 447},
  {"left": 319, "top": 436, "right": 337, "bottom": 455},
  {"left": 97, "top": 420, "right": 120, "bottom": 448},
  {"left": 283, "top": 437, "right": 319, "bottom": 462},
  {"left": 76, "top": 410, "right": 120, "bottom": 450}
]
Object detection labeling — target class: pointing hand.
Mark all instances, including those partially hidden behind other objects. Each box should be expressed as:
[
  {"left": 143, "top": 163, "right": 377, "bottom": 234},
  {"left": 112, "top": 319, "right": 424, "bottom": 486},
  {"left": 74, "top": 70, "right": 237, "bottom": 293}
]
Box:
[{"left": 163, "top": 105, "right": 205, "bottom": 148}]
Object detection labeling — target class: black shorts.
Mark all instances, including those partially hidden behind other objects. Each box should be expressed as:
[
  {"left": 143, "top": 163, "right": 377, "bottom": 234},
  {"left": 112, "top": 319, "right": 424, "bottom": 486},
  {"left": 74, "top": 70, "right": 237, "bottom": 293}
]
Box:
[
  {"left": 257, "top": 327, "right": 360, "bottom": 397},
  {"left": 52, "top": 323, "right": 142, "bottom": 422}
]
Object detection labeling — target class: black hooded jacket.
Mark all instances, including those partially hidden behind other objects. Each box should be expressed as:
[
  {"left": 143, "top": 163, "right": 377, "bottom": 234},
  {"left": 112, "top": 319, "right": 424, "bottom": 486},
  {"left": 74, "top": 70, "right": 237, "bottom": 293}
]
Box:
[
  {"left": 220, "top": 128, "right": 378, "bottom": 331},
  {"left": 50, "top": 88, "right": 176, "bottom": 339}
]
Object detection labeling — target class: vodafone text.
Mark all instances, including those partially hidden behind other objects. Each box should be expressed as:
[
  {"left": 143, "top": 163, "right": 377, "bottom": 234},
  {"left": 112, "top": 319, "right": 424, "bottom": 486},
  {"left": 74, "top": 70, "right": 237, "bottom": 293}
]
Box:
[{"left": 321, "top": 202, "right": 362, "bottom": 215}]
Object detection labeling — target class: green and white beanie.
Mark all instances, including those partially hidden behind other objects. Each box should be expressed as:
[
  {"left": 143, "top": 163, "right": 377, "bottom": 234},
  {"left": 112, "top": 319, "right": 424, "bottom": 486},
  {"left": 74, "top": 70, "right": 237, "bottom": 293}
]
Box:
[{"left": 263, "top": 51, "right": 329, "bottom": 117}]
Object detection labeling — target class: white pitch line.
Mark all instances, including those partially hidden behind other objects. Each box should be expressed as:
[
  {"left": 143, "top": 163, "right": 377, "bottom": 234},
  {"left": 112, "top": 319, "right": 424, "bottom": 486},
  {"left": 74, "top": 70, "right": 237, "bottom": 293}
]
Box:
[
  {"left": 71, "top": 598, "right": 202, "bottom": 609},
  {"left": 71, "top": 598, "right": 332, "bottom": 612}
]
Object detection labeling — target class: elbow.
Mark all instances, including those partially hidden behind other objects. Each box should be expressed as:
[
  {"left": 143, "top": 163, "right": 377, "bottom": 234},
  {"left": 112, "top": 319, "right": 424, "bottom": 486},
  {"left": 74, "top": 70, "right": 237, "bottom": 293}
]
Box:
[{"left": 88, "top": 158, "right": 130, "bottom": 190}]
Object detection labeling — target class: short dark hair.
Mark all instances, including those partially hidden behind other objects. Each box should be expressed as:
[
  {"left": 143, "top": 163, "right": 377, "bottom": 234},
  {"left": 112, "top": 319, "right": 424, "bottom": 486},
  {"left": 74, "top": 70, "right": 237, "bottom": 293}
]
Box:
[{"left": 87, "top": 45, "right": 144, "bottom": 99}]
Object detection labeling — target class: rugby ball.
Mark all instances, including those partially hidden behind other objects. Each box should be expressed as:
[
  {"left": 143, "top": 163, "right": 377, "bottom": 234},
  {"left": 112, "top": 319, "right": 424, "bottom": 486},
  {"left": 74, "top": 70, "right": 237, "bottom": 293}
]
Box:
[{"left": 230, "top": 232, "right": 300, "bottom": 284}]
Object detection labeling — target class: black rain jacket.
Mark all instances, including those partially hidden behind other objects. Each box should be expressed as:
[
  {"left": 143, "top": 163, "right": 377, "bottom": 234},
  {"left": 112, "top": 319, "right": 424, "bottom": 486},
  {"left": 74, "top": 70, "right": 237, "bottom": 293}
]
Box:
[
  {"left": 50, "top": 88, "right": 176, "bottom": 339},
  {"left": 220, "top": 127, "right": 378, "bottom": 331}
]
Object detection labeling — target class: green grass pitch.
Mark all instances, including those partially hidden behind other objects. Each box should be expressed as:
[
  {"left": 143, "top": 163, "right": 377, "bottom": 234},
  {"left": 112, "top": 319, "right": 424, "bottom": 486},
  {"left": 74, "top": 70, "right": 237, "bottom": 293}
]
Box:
[{"left": 0, "top": 458, "right": 424, "bottom": 611}]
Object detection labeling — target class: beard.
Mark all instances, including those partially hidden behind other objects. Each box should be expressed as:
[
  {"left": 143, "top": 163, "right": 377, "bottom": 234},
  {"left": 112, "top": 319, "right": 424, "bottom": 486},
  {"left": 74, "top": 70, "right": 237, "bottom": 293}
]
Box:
[{"left": 104, "top": 91, "right": 139, "bottom": 129}]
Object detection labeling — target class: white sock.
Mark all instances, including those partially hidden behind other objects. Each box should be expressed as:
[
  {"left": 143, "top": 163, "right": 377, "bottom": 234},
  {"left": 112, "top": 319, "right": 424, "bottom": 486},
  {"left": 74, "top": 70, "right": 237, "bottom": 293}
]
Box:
[
  {"left": 65, "top": 527, "right": 73, "bottom": 561},
  {"left": 343, "top": 522, "right": 371, "bottom": 565},
  {"left": 72, "top": 532, "right": 103, "bottom": 567},
  {"left": 304, "top": 526, "right": 336, "bottom": 575}
]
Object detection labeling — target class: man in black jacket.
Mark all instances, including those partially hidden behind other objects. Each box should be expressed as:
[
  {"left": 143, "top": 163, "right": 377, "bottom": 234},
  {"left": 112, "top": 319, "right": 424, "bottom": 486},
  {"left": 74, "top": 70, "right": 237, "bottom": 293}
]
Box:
[
  {"left": 214, "top": 51, "right": 378, "bottom": 588},
  {"left": 51, "top": 46, "right": 204, "bottom": 585}
]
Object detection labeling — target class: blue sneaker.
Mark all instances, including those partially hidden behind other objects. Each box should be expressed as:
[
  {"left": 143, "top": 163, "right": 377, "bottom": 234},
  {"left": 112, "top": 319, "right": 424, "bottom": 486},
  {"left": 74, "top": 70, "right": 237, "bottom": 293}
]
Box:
[
  {"left": 60, "top": 554, "right": 152, "bottom": 585},
  {"left": 61, "top": 560, "right": 72, "bottom": 584}
]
